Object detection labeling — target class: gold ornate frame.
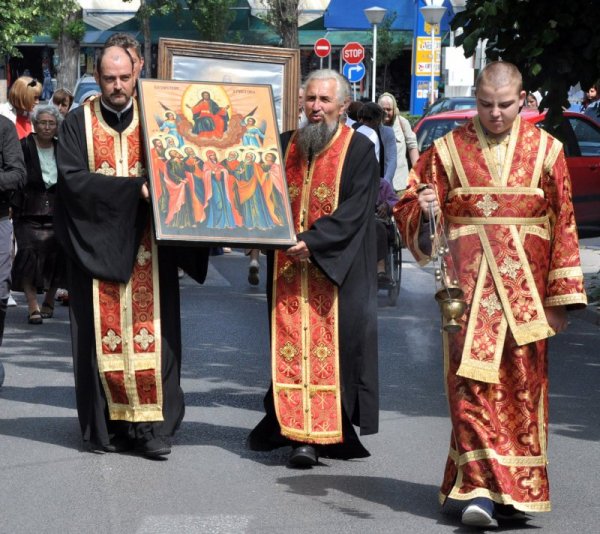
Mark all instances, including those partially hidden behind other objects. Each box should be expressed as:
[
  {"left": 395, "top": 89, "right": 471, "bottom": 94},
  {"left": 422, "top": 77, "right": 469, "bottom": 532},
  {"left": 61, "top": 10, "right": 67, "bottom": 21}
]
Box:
[{"left": 158, "top": 38, "right": 300, "bottom": 132}]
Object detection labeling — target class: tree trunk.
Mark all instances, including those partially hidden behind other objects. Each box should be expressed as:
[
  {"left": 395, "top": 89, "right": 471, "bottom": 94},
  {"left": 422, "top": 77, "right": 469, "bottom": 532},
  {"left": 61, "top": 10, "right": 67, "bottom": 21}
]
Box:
[
  {"left": 56, "top": 11, "right": 82, "bottom": 92},
  {"left": 281, "top": 24, "right": 298, "bottom": 50},
  {"left": 274, "top": 0, "right": 299, "bottom": 49},
  {"left": 141, "top": 2, "right": 151, "bottom": 78}
]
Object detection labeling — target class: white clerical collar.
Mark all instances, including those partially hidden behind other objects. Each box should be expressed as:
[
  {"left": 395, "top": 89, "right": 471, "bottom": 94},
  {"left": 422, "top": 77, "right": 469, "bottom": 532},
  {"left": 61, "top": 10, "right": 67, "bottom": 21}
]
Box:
[{"left": 100, "top": 97, "right": 133, "bottom": 119}]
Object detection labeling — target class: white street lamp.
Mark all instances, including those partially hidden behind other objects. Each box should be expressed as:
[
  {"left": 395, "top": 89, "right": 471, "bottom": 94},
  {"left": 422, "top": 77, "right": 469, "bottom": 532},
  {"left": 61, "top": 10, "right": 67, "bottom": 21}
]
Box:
[
  {"left": 420, "top": 0, "right": 447, "bottom": 106},
  {"left": 364, "top": 6, "right": 387, "bottom": 102},
  {"left": 449, "top": 0, "right": 467, "bottom": 13}
]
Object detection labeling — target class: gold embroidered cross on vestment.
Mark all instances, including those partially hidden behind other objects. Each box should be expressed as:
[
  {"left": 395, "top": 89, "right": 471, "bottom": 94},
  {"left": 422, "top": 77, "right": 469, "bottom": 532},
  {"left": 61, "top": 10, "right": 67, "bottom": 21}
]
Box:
[
  {"left": 476, "top": 193, "right": 499, "bottom": 217},
  {"left": 499, "top": 257, "right": 521, "bottom": 279},
  {"left": 481, "top": 294, "right": 502, "bottom": 315}
]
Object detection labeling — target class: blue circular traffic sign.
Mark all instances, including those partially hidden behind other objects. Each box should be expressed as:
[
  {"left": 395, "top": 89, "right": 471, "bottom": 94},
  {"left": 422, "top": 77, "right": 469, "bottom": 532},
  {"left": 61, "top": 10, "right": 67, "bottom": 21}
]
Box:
[{"left": 343, "top": 61, "right": 366, "bottom": 83}]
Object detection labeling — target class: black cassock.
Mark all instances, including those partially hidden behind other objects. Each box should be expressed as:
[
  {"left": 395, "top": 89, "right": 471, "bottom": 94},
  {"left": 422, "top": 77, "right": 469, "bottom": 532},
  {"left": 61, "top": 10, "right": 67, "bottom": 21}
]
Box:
[
  {"left": 55, "top": 103, "right": 209, "bottom": 450},
  {"left": 248, "top": 129, "right": 380, "bottom": 459}
]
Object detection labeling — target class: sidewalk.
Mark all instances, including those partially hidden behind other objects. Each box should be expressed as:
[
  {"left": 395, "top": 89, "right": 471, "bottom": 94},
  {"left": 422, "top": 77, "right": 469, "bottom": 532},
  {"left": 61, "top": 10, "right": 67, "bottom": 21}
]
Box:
[{"left": 575, "top": 237, "right": 600, "bottom": 325}]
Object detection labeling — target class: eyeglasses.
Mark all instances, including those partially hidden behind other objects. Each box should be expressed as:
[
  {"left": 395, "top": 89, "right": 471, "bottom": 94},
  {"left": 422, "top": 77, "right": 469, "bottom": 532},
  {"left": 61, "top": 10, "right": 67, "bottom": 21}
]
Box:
[
  {"left": 36, "top": 121, "right": 57, "bottom": 127},
  {"left": 27, "top": 79, "right": 38, "bottom": 88}
]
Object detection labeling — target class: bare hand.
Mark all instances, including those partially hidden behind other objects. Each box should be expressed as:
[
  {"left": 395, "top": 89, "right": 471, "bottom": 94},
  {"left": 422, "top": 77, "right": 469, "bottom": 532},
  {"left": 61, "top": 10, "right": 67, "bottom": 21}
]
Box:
[
  {"left": 376, "top": 202, "right": 389, "bottom": 219},
  {"left": 286, "top": 240, "right": 311, "bottom": 261},
  {"left": 140, "top": 182, "right": 150, "bottom": 202},
  {"left": 418, "top": 185, "right": 439, "bottom": 219},
  {"left": 545, "top": 305, "right": 568, "bottom": 333}
]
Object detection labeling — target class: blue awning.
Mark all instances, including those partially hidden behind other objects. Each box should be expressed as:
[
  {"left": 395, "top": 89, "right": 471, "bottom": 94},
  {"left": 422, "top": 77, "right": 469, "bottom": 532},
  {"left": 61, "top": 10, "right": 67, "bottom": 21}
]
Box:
[{"left": 324, "top": 0, "right": 416, "bottom": 30}]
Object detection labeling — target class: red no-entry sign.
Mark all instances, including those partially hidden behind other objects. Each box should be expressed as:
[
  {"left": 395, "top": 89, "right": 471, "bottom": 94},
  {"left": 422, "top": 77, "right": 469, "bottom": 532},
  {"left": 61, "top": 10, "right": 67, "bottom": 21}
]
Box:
[
  {"left": 342, "top": 42, "right": 365, "bottom": 64},
  {"left": 314, "top": 38, "right": 331, "bottom": 58}
]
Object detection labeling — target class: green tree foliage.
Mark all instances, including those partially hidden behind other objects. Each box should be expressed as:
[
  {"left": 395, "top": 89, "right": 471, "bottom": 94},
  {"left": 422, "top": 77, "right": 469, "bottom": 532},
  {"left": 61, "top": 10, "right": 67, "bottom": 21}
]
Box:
[
  {"left": 124, "top": 0, "right": 238, "bottom": 77},
  {"left": 452, "top": 0, "right": 600, "bottom": 124},
  {"left": 0, "top": 0, "right": 43, "bottom": 57},
  {"left": 376, "top": 12, "right": 402, "bottom": 93},
  {"left": 187, "top": 0, "right": 237, "bottom": 42},
  {"left": 0, "top": 0, "right": 82, "bottom": 58}
]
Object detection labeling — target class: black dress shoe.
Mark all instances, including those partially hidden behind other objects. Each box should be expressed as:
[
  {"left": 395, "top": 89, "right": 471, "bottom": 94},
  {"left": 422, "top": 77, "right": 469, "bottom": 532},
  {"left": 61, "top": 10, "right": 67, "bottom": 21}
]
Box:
[
  {"left": 136, "top": 435, "right": 171, "bottom": 459},
  {"left": 90, "top": 436, "right": 134, "bottom": 454},
  {"left": 289, "top": 444, "right": 319, "bottom": 467}
]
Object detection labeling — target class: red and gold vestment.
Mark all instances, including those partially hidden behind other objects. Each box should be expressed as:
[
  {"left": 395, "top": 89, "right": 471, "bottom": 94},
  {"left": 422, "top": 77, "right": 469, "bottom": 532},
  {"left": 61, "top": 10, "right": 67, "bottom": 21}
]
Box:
[
  {"left": 84, "top": 100, "right": 164, "bottom": 423},
  {"left": 271, "top": 126, "right": 353, "bottom": 445},
  {"left": 395, "top": 116, "right": 587, "bottom": 511}
]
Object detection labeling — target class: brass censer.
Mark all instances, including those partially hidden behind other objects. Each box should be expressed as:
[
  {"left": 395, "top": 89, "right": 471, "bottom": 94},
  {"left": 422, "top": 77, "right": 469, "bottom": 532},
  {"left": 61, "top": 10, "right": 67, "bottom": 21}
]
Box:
[{"left": 426, "top": 191, "right": 466, "bottom": 332}]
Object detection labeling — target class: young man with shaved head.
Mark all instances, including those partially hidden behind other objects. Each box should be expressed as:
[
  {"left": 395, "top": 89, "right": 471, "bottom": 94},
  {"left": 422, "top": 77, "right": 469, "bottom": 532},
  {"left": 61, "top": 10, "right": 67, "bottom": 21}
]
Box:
[
  {"left": 56, "top": 44, "right": 209, "bottom": 460},
  {"left": 395, "top": 61, "right": 587, "bottom": 528}
]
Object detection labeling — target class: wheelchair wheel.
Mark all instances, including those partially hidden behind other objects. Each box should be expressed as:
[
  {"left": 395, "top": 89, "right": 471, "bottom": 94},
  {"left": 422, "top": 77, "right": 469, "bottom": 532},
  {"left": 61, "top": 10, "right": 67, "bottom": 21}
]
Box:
[{"left": 387, "top": 240, "right": 402, "bottom": 306}]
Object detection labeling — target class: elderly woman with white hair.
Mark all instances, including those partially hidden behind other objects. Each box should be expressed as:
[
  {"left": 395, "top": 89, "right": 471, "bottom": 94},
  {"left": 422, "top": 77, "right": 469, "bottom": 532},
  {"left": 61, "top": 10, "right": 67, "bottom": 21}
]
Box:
[
  {"left": 377, "top": 92, "right": 420, "bottom": 193},
  {"left": 11, "top": 104, "right": 64, "bottom": 324}
]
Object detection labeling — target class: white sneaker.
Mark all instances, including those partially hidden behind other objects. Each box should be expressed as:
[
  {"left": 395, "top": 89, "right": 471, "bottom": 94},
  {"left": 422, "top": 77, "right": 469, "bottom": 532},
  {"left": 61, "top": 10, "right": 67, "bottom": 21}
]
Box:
[
  {"left": 7, "top": 293, "right": 17, "bottom": 307},
  {"left": 462, "top": 502, "right": 498, "bottom": 529}
]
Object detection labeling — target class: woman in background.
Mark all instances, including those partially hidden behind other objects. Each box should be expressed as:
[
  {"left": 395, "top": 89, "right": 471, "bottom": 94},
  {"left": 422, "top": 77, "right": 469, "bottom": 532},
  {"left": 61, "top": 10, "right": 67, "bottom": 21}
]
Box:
[
  {"left": 0, "top": 76, "right": 42, "bottom": 139},
  {"left": 52, "top": 89, "right": 74, "bottom": 117},
  {"left": 11, "top": 104, "right": 64, "bottom": 324}
]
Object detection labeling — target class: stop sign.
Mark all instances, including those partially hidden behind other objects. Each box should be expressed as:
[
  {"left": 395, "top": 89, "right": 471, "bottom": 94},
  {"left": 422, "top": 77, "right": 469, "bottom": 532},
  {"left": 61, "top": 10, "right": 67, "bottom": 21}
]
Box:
[
  {"left": 342, "top": 42, "right": 365, "bottom": 64},
  {"left": 314, "top": 38, "right": 331, "bottom": 58}
]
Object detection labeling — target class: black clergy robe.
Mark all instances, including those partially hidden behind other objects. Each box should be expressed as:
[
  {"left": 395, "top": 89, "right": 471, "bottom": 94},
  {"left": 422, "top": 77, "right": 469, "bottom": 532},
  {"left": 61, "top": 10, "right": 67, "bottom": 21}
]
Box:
[
  {"left": 55, "top": 100, "right": 209, "bottom": 450},
  {"left": 248, "top": 128, "right": 380, "bottom": 459}
]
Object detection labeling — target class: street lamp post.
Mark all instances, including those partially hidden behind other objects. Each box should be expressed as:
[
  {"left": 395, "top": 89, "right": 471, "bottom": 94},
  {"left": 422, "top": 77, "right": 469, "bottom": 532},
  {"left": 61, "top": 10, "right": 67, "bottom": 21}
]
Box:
[
  {"left": 448, "top": 0, "right": 466, "bottom": 46},
  {"left": 364, "top": 6, "right": 387, "bottom": 102},
  {"left": 420, "top": 0, "right": 447, "bottom": 106}
]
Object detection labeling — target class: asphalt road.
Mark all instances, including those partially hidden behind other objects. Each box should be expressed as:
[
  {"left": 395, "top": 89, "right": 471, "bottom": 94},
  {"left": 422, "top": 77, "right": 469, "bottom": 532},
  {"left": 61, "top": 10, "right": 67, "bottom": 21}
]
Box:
[{"left": 0, "top": 249, "right": 598, "bottom": 534}]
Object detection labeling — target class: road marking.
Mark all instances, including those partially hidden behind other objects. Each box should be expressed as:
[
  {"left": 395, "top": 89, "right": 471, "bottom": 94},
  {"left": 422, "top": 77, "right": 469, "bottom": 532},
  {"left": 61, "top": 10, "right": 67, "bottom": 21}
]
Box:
[{"left": 137, "top": 515, "right": 251, "bottom": 533}]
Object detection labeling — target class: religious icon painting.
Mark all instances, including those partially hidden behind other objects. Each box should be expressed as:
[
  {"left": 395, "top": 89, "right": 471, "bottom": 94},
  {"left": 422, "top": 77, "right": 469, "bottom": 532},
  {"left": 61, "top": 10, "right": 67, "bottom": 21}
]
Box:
[{"left": 138, "top": 79, "right": 296, "bottom": 248}]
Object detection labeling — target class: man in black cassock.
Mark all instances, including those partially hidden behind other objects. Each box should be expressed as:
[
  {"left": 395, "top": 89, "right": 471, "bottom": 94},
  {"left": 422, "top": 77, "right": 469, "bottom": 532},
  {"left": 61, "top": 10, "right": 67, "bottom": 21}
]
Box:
[
  {"left": 55, "top": 44, "right": 208, "bottom": 459},
  {"left": 247, "top": 69, "right": 379, "bottom": 467}
]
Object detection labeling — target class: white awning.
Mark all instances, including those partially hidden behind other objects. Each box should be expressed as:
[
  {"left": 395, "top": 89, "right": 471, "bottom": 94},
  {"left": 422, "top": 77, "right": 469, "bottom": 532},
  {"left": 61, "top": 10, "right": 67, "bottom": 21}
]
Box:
[
  {"left": 79, "top": 0, "right": 140, "bottom": 31},
  {"left": 247, "top": 0, "right": 330, "bottom": 27}
]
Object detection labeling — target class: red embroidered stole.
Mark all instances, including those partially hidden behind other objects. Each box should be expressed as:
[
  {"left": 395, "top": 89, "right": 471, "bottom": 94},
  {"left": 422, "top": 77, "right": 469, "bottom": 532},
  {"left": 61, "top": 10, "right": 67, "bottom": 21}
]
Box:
[
  {"left": 85, "top": 100, "right": 163, "bottom": 422},
  {"left": 271, "top": 125, "right": 353, "bottom": 444},
  {"left": 434, "top": 116, "right": 559, "bottom": 383}
]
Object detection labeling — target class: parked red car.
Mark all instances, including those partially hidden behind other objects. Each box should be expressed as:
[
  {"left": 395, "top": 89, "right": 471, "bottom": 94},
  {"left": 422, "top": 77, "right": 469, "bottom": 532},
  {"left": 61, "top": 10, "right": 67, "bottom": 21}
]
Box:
[{"left": 413, "top": 109, "right": 600, "bottom": 235}]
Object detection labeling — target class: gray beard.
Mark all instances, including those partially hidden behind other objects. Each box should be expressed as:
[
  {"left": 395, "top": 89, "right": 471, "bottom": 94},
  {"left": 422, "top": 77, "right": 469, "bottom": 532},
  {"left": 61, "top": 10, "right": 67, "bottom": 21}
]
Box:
[{"left": 296, "top": 120, "right": 338, "bottom": 158}]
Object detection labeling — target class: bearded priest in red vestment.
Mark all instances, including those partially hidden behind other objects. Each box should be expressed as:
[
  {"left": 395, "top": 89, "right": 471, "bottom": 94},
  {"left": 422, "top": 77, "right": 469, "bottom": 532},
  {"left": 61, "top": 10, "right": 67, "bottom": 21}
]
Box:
[{"left": 248, "top": 69, "right": 380, "bottom": 467}]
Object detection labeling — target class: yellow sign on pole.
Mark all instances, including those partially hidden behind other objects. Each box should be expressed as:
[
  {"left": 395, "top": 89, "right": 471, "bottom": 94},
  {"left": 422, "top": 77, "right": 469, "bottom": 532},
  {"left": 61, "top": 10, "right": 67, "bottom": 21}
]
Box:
[{"left": 415, "top": 36, "right": 441, "bottom": 76}]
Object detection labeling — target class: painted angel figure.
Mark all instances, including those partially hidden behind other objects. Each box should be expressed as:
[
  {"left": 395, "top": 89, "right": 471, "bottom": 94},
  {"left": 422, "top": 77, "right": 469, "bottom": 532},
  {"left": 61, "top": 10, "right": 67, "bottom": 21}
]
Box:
[{"left": 242, "top": 116, "right": 267, "bottom": 147}]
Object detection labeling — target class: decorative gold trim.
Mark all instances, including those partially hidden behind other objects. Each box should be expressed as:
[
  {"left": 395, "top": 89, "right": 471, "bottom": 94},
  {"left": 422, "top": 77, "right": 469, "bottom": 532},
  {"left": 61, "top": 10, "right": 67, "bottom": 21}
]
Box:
[
  {"left": 433, "top": 135, "right": 457, "bottom": 189},
  {"left": 548, "top": 266, "right": 584, "bottom": 281},
  {"left": 473, "top": 116, "right": 501, "bottom": 185},
  {"left": 544, "top": 136, "right": 563, "bottom": 173},
  {"left": 446, "top": 215, "right": 549, "bottom": 225},
  {"left": 447, "top": 225, "right": 477, "bottom": 240},
  {"left": 523, "top": 224, "right": 550, "bottom": 240},
  {"left": 83, "top": 102, "right": 95, "bottom": 172},
  {"left": 530, "top": 129, "right": 547, "bottom": 188},
  {"left": 441, "top": 130, "right": 469, "bottom": 188},
  {"left": 452, "top": 446, "right": 546, "bottom": 468},
  {"left": 447, "top": 186, "right": 545, "bottom": 198},
  {"left": 544, "top": 293, "right": 588, "bottom": 307},
  {"left": 500, "top": 116, "right": 521, "bottom": 186}
]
